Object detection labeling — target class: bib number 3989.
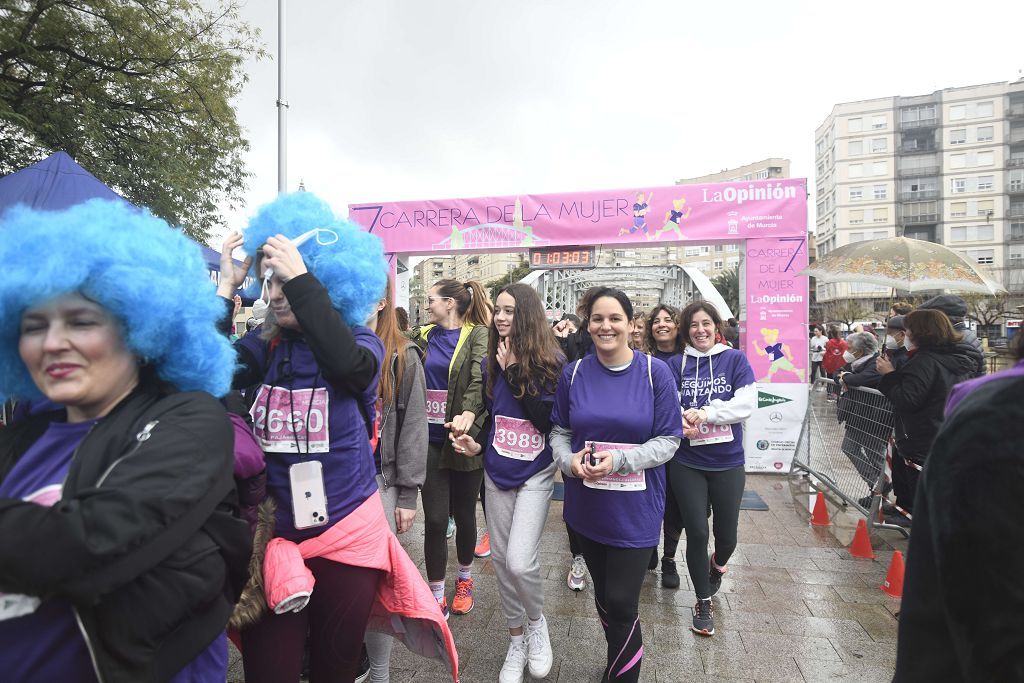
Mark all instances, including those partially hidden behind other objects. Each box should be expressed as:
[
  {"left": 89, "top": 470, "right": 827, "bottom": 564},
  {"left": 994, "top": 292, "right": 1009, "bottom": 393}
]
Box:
[
  {"left": 250, "top": 384, "right": 330, "bottom": 453},
  {"left": 492, "top": 415, "right": 544, "bottom": 461}
]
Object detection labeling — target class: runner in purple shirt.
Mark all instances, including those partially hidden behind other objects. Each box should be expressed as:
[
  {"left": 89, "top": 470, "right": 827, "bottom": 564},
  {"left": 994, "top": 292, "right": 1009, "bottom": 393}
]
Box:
[
  {"left": 643, "top": 304, "right": 686, "bottom": 588},
  {"left": 550, "top": 289, "right": 682, "bottom": 683},
  {"left": 450, "top": 283, "right": 564, "bottom": 683}
]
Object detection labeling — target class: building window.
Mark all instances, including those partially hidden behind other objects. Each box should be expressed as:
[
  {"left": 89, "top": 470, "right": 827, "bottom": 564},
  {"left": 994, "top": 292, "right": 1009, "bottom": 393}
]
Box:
[
  {"left": 950, "top": 202, "right": 967, "bottom": 218},
  {"left": 849, "top": 210, "right": 864, "bottom": 225},
  {"left": 977, "top": 151, "right": 994, "bottom": 167},
  {"left": 849, "top": 232, "right": 865, "bottom": 243},
  {"left": 848, "top": 117, "right": 863, "bottom": 133},
  {"left": 848, "top": 140, "right": 863, "bottom": 155},
  {"left": 850, "top": 187, "right": 863, "bottom": 201},
  {"left": 873, "top": 161, "right": 888, "bottom": 176},
  {"left": 951, "top": 154, "right": 966, "bottom": 169},
  {"left": 700, "top": 246, "right": 710, "bottom": 255},
  {"left": 871, "top": 115, "right": 886, "bottom": 129},
  {"left": 1009, "top": 245, "right": 1024, "bottom": 262},
  {"left": 977, "top": 175, "right": 994, "bottom": 191},
  {"left": 977, "top": 125, "right": 994, "bottom": 142},
  {"left": 950, "top": 104, "right": 966, "bottom": 121},
  {"left": 977, "top": 199, "right": 994, "bottom": 216},
  {"left": 726, "top": 244, "right": 738, "bottom": 252},
  {"left": 873, "top": 208, "right": 889, "bottom": 223},
  {"left": 713, "top": 260, "right": 723, "bottom": 270},
  {"left": 1012, "top": 223, "right": 1024, "bottom": 240},
  {"left": 714, "top": 244, "right": 723, "bottom": 252},
  {"left": 873, "top": 184, "right": 887, "bottom": 200},
  {"left": 950, "top": 128, "right": 967, "bottom": 145},
  {"left": 871, "top": 138, "right": 887, "bottom": 153},
  {"left": 684, "top": 247, "right": 700, "bottom": 257},
  {"left": 977, "top": 101, "right": 994, "bottom": 118},
  {"left": 873, "top": 230, "right": 888, "bottom": 239},
  {"left": 951, "top": 225, "right": 994, "bottom": 242},
  {"left": 952, "top": 178, "right": 966, "bottom": 193},
  {"left": 849, "top": 164, "right": 863, "bottom": 178},
  {"left": 963, "top": 249, "right": 995, "bottom": 265}
]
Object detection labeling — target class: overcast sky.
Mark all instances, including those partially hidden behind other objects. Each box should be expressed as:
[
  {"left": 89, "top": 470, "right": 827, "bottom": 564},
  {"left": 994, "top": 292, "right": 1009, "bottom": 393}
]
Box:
[{"left": 215, "top": 0, "right": 1023, "bottom": 245}]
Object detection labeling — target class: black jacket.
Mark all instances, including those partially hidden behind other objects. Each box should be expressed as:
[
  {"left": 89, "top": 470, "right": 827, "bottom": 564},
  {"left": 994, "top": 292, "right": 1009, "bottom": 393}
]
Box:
[
  {"left": 557, "top": 328, "right": 593, "bottom": 363},
  {"left": 0, "top": 387, "right": 251, "bottom": 683},
  {"left": 877, "top": 345, "right": 975, "bottom": 462},
  {"left": 894, "top": 375, "right": 1024, "bottom": 682},
  {"left": 953, "top": 324, "right": 985, "bottom": 377}
]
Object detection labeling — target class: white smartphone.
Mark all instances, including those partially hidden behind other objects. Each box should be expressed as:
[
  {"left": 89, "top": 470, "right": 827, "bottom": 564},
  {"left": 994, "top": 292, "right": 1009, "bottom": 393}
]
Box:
[{"left": 289, "top": 460, "right": 329, "bottom": 530}]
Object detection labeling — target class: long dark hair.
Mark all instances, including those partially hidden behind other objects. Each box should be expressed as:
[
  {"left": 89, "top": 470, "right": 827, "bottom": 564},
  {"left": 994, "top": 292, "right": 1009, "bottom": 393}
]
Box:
[
  {"left": 904, "top": 309, "right": 962, "bottom": 349},
  {"left": 486, "top": 283, "right": 564, "bottom": 400},
  {"left": 434, "top": 278, "right": 492, "bottom": 327},
  {"left": 645, "top": 304, "right": 683, "bottom": 355},
  {"left": 374, "top": 279, "right": 410, "bottom": 407}
]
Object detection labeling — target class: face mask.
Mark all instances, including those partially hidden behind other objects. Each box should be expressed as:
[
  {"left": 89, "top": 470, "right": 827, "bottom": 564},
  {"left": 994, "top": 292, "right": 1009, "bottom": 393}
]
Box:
[
  {"left": 884, "top": 335, "right": 899, "bottom": 350},
  {"left": 842, "top": 350, "right": 856, "bottom": 363},
  {"left": 904, "top": 336, "right": 915, "bottom": 351}
]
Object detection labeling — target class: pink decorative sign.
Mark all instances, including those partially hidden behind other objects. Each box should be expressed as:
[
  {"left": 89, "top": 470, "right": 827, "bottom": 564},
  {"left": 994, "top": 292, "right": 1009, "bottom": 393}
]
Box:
[
  {"left": 349, "top": 179, "right": 806, "bottom": 254},
  {"left": 744, "top": 236, "right": 809, "bottom": 384}
]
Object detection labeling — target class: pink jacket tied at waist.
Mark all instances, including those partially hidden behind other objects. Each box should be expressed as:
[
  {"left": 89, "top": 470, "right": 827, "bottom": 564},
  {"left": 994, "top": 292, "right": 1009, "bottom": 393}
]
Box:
[{"left": 263, "top": 491, "right": 458, "bottom": 680}]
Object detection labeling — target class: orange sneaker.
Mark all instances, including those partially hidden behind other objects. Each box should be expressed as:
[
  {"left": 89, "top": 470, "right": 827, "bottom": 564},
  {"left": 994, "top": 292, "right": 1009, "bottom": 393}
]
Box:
[
  {"left": 436, "top": 595, "right": 450, "bottom": 621},
  {"left": 474, "top": 531, "right": 491, "bottom": 558},
  {"left": 451, "top": 576, "right": 474, "bottom": 614}
]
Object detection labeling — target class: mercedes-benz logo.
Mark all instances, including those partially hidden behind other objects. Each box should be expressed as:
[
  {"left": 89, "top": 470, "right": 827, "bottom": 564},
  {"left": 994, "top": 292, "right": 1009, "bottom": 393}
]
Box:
[{"left": 769, "top": 411, "right": 783, "bottom": 423}]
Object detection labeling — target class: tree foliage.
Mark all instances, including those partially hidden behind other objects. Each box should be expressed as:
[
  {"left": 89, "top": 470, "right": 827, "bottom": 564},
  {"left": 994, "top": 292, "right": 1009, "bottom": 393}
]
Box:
[
  {"left": 822, "top": 299, "right": 872, "bottom": 328},
  {"left": 486, "top": 258, "right": 532, "bottom": 301},
  {"left": 711, "top": 267, "right": 739, "bottom": 318},
  {"left": 961, "top": 292, "right": 1012, "bottom": 327},
  {"left": 0, "top": 0, "right": 264, "bottom": 241}
]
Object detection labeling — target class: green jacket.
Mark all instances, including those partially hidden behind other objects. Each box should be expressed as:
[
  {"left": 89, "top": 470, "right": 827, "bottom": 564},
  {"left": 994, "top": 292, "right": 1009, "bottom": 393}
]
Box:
[{"left": 410, "top": 323, "right": 490, "bottom": 471}]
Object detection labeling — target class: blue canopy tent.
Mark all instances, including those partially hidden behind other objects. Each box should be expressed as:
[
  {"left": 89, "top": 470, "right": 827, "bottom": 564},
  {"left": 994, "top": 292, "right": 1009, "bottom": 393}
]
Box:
[{"left": 0, "top": 151, "right": 252, "bottom": 296}]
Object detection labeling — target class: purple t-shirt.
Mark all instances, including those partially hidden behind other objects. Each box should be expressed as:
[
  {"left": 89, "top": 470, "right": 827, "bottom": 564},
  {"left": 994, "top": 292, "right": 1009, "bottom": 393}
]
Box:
[
  {"left": 551, "top": 351, "right": 683, "bottom": 548},
  {"left": 424, "top": 327, "right": 461, "bottom": 444},
  {"left": 670, "top": 348, "right": 755, "bottom": 469},
  {"left": 481, "top": 360, "right": 555, "bottom": 490},
  {"left": 0, "top": 421, "right": 227, "bottom": 682},
  {"left": 239, "top": 326, "right": 384, "bottom": 541},
  {"left": 945, "top": 358, "right": 1024, "bottom": 415},
  {"left": 653, "top": 349, "right": 682, "bottom": 368}
]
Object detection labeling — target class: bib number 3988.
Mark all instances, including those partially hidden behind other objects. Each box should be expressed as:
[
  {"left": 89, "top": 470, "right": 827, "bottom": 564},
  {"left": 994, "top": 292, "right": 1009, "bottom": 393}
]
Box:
[
  {"left": 492, "top": 415, "right": 544, "bottom": 461},
  {"left": 425, "top": 389, "right": 447, "bottom": 425}
]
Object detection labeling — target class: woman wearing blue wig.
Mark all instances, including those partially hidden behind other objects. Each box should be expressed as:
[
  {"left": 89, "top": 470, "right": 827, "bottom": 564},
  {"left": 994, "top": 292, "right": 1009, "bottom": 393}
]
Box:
[
  {"left": 217, "top": 192, "right": 458, "bottom": 683},
  {"left": 0, "top": 200, "right": 251, "bottom": 683}
]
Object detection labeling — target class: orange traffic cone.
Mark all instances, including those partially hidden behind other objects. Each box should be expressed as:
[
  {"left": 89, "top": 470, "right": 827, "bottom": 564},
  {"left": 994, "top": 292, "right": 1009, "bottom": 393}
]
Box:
[
  {"left": 810, "top": 491, "right": 831, "bottom": 526},
  {"left": 880, "top": 551, "right": 905, "bottom": 598},
  {"left": 848, "top": 519, "right": 875, "bottom": 559}
]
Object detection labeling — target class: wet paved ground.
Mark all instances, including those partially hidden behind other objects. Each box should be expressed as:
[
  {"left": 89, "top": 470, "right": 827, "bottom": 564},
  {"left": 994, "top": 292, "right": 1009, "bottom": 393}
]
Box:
[{"left": 229, "top": 472, "right": 908, "bottom": 682}]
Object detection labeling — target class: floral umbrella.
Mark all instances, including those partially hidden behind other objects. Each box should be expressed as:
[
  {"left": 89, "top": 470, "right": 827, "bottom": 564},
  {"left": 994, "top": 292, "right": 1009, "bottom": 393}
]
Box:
[{"left": 799, "top": 237, "right": 1005, "bottom": 295}]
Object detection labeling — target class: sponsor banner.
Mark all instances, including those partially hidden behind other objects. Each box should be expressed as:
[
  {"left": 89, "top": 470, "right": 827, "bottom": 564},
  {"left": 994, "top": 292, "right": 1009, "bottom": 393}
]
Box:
[
  {"left": 744, "top": 235, "right": 809, "bottom": 385},
  {"left": 744, "top": 384, "right": 807, "bottom": 473},
  {"left": 349, "top": 179, "right": 806, "bottom": 254}
]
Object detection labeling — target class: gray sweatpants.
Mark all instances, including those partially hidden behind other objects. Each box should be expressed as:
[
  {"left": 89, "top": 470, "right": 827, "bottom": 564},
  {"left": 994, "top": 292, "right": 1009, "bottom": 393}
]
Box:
[
  {"left": 365, "top": 475, "right": 400, "bottom": 683},
  {"left": 484, "top": 464, "right": 555, "bottom": 629}
]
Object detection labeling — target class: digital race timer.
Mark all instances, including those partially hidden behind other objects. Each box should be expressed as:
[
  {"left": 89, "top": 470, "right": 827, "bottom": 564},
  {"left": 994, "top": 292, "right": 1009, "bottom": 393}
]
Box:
[{"left": 528, "top": 246, "right": 596, "bottom": 269}]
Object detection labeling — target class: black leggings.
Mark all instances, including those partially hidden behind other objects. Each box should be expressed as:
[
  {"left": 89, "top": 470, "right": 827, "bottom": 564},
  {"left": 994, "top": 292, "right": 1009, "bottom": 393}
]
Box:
[
  {"left": 661, "top": 480, "right": 683, "bottom": 558},
  {"left": 422, "top": 442, "right": 485, "bottom": 580},
  {"left": 669, "top": 460, "right": 745, "bottom": 599},
  {"left": 574, "top": 529, "right": 651, "bottom": 683}
]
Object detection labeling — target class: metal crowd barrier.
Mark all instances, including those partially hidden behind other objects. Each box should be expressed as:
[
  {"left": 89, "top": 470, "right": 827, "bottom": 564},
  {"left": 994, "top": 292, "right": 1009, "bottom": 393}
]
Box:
[{"left": 791, "top": 377, "right": 909, "bottom": 537}]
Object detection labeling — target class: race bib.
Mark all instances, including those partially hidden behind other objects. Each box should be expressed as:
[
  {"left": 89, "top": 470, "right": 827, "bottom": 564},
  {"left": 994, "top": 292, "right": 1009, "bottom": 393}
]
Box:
[
  {"left": 249, "top": 384, "right": 330, "bottom": 453},
  {"left": 425, "top": 389, "right": 447, "bottom": 425},
  {"left": 583, "top": 441, "right": 646, "bottom": 492},
  {"left": 689, "top": 421, "right": 734, "bottom": 446},
  {"left": 492, "top": 415, "right": 545, "bottom": 461}
]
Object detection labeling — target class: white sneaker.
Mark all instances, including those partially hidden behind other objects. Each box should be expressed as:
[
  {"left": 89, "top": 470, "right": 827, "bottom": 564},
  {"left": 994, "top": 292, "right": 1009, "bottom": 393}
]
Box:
[
  {"left": 567, "top": 555, "right": 586, "bottom": 591},
  {"left": 525, "top": 616, "right": 553, "bottom": 679},
  {"left": 499, "top": 639, "right": 528, "bottom": 683}
]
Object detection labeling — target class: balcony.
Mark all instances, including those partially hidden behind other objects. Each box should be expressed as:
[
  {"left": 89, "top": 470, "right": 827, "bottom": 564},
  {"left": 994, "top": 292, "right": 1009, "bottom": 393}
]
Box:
[
  {"left": 899, "top": 117, "right": 939, "bottom": 131},
  {"left": 1010, "top": 181, "right": 1024, "bottom": 195},
  {"left": 897, "top": 165, "right": 940, "bottom": 178},
  {"left": 1010, "top": 206, "right": 1024, "bottom": 219},
  {"left": 1008, "top": 104, "right": 1024, "bottom": 119},
  {"left": 901, "top": 226, "right": 941, "bottom": 244},
  {"left": 899, "top": 190, "right": 939, "bottom": 201},
  {"left": 1011, "top": 128, "right": 1024, "bottom": 145},
  {"left": 901, "top": 213, "right": 940, "bottom": 225},
  {"left": 897, "top": 143, "right": 938, "bottom": 155},
  {"left": 1009, "top": 158, "right": 1024, "bottom": 169}
]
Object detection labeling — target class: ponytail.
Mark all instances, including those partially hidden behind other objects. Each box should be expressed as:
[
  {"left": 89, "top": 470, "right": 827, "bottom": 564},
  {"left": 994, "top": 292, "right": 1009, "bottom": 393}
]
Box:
[{"left": 434, "top": 278, "right": 493, "bottom": 327}]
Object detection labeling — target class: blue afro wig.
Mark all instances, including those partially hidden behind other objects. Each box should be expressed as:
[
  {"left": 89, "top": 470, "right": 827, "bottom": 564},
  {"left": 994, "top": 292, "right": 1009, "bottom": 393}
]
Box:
[
  {"left": 0, "top": 199, "right": 235, "bottom": 401},
  {"left": 243, "top": 192, "right": 387, "bottom": 326}
]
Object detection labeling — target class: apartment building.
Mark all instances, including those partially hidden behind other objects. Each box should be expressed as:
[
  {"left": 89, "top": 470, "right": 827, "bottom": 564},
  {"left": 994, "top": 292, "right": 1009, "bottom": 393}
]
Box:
[
  {"left": 815, "top": 79, "right": 1024, "bottom": 306},
  {"left": 408, "top": 256, "right": 455, "bottom": 326}
]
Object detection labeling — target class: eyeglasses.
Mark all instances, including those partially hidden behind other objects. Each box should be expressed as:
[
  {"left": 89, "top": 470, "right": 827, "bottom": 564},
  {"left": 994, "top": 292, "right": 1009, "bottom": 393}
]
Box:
[{"left": 427, "top": 296, "right": 453, "bottom": 304}]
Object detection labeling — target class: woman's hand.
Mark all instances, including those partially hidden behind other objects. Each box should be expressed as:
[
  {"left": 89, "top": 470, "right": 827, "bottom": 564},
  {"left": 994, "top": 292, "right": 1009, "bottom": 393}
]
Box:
[
  {"left": 446, "top": 411, "right": 476, "bottom": 437},
  {"left": 395, "top": 507, "right": 416, "bottom": 534},
  {"left": 876, "top": 355, "right": 895, "bottom": 376},
  {"left": 496, "top": 338, "right": 517, "bottom": 371},
  {"left": 261, "top": 234, "right": 308, "bottom": 283},
  {"left": 683, "top": 408, "right": 707, "bottom": 426},
  {"left": 449, "top": 433, "right": 482, "bottom": 456},
  {"left": 216, "top": 231, "right": 253, "bottom": 297},
  {"left": 580, "top": 450, "right": 614, "bottom": 481}
]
